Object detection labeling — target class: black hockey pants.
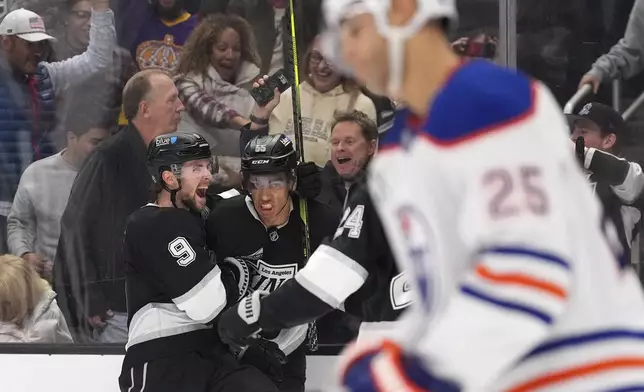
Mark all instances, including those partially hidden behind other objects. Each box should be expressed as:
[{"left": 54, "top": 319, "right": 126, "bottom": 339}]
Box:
[{"left": 119, "top": 349, "right": 279, "bottom": 392}]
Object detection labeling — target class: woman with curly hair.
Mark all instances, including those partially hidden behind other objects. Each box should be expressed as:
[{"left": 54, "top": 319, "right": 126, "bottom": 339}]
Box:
[{"left": 175, "top": 14, "right": 280, "bottom": 185}]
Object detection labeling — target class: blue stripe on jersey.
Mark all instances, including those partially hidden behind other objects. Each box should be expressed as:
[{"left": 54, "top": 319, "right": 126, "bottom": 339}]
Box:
[
  {"left": 606, "top": 386, "right": 644, "bottom": 392},
  {"left": 523, "top": 330, "right": 644, "bottom": 360},
  {"left": 479, "top": 246, "right": 571, "bottom": 270},
  {"left": 378, "top": 61, "right": 534, "bottom": 149},
  {"left": 342, "top": 351, "right": 381, "bottom": 391},
  {"left": 399, "top": 355, "right": 462, "bottom": 392},
  {"left": 379, "top": 108, "right": 411, "bottom": 150},
  {"left": 424, "top": 61, "right": 533, "bottom": 144},
  {"left": 461, "top": 286, "right": 552, "bottom": 324},
  {"left": 424, "top": 61, "right": 534, "bottom": 144}
]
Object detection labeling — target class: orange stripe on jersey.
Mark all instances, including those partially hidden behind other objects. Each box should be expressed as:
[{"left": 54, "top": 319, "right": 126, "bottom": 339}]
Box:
[
  {"left": 506, "top": 357, "right": 644, "bottom": 392},
  {"left": 382, "top": 340, "right": 427, "bottom": 392},
  {"left": 475, "top": 265, "right": 566, "bottom": 299}
]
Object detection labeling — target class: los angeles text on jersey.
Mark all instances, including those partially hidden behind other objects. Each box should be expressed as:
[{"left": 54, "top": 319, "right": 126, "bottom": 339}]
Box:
[{"left": 249, "top": 259, "right": 298, "bottom": 292}]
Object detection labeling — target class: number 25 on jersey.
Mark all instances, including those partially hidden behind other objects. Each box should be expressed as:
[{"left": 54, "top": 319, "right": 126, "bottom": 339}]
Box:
[{"left": 483, "top": 166, "right": 549, "bottom": 219}]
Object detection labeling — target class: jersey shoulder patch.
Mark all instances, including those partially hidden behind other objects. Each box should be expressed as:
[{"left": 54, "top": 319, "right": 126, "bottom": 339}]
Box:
[
  {"left": 126, "top": 206, "right": 204, "bottom": 247},
  {"left": 126, "top": 207, "right": 209, "bottom": 270},
  {"left": 426, "top": 61, "right": 534, "bottom": 145},
  {"left": 380, "top": 61, "right": 535, "bottom": 149},
  {"left": 209, "top": 194, "right": 248, "bottom": 218}
]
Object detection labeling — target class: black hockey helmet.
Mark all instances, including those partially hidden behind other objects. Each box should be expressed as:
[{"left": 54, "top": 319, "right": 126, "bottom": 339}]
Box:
[
  {"left": 241, "top": 134, "right": 297, "bottom": 174},
  {"left": 147, "top": 132, "right": 212, "bottom": 185},
  {"left": 241, "top": 134, "right": 297, "bottom": 191}
]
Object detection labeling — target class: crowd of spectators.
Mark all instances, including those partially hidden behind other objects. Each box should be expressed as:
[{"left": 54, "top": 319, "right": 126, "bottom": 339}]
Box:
[{"left": 0, "top": 0, "right": 642, "bottom": 348}]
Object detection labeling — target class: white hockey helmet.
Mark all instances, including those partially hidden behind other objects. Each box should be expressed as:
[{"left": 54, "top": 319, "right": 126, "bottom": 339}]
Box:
[{"left": 321, "top": 0, "right": 458, "bottom": 96}]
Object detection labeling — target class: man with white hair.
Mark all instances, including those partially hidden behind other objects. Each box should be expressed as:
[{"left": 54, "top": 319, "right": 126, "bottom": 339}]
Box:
[{"left": 0, "top": 0, "right": 115, "bottom": 253}]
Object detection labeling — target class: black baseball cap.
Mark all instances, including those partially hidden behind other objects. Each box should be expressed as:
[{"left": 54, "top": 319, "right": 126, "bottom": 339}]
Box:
[{"left": 567, "top": 102, "right": 626, "bottom": 137}]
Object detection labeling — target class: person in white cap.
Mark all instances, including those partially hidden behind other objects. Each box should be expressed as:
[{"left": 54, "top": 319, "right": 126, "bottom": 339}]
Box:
[
  {"left": 0, "top": 8, "right": 55, "bottom": 74},
  {"left": 0, "top": 0, "right": 114, "bottom": 258}
]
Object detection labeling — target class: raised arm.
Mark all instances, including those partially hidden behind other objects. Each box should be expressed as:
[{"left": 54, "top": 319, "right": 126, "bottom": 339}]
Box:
[
  {"left": 45, "top": 0, "right": 115, "bottom": 96},
  {"left": 175, "top": 73, "right": 280, "bottom": 131}
]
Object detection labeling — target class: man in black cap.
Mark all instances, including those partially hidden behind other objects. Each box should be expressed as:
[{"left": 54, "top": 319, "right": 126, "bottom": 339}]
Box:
[{"left": 568, "top": 102, "right": 644, "bottom": 264}]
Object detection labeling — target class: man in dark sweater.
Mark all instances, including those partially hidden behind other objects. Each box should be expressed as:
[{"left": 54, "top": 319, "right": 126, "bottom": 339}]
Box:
[
  {"left": 319, "top": 110, "right": 378, "bottom": 214},
  {"left": 53, "top": 69, "right": 185, "bottom": 342}
]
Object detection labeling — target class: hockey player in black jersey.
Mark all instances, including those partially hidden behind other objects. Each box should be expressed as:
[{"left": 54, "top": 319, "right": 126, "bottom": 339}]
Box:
[
  {"left": 119, "top": 132, "right": 280, "bottom": 392},
  {"left": 216, "top": 174, "right": 412, "bottom": 353},
  {"left": 205, "top": 133, "right": 339, "bottom": 392},
  {"left": 568, "top": 102, "right": 644, "bottom": 264}
]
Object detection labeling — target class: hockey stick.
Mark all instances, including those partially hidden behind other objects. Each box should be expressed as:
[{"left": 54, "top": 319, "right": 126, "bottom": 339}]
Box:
[
  {"left": 285, "top": 0, "right": 317, "bottom": 351},
  {"left": 285, "top": 0, "right": 311, "bottom": 262}
]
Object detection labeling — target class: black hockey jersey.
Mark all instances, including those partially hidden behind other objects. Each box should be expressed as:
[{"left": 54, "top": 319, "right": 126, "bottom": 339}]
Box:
[
  {"left": 254, "top": 182, "right": 410, "bottom": 336},
  {"left": 205, "top": 192, "right": 338, "bottom": 355},
  {"left": 206, "top": 193, "right": 338, "bottom": 293},
  {"left": 123, "top": 205, "right": 231, "bottom": 367},
  {"left": 338, "top": 183, "right": 408, "bottom": 322}
]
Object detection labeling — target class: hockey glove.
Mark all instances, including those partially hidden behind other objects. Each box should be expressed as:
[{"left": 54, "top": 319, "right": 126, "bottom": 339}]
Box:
[
  {"left": 295, "top": 161, "right": 321, "bottom": 200},
  {"left": 336, "top": 339, "right": 461, "bottom": 392},
  {"left": 239, "top": 338, "right": 287, "bottom": 384},
  {"left": 219, "top": 257, "right": 251, "bottom": 306},
  {"left": 218, "top": 290, "right": 268, "bottom": 348}
]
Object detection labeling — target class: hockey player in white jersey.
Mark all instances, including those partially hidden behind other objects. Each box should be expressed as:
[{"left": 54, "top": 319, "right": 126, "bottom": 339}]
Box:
[{"left": 315, "top": 0, "right": 644, "bottom": 391}]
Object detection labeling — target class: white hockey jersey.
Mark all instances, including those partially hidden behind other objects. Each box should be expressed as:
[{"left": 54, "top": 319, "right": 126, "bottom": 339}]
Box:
[{"left": 369, "top": 60, "right": 644, "bottom": 391}]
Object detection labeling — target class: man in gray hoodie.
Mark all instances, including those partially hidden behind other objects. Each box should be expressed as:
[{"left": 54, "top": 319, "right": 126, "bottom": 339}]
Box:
[{"left": 579, "top": 0, "right": 644, "bottom": 92}]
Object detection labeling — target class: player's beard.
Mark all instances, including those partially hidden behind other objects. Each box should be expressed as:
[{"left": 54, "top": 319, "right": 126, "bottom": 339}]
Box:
[
  {"left": 155, "top": 0, "right": 184, "bottom": 20},
  {"left": 181, "top": 195, "right": 203, "bottom": 215}
]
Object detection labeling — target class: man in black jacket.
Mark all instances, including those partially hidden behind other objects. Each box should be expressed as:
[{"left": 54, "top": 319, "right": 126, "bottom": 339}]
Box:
[
  {"left": 206, "top": 134, "right": 338, "bottom": 392},
  {"left": 53, "top": 69, "right": 185, "bottom": 342},
  {"left": 320, "top": 110, "right": 378, "bottom": 214}
]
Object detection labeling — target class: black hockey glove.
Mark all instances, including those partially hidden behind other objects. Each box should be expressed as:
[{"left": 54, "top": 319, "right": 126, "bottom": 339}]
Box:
[
  {"left": 239, "top": 338, "right": 287, "bottom": 384},
  {"left": 218, "top": 290, "right": 267, "bottom": 348},
  {"left": 219, "top": 257, "right": 251, "bottom": 306},
  {"left": 295, "top": 161, "right": 321, "bottom": 200}
]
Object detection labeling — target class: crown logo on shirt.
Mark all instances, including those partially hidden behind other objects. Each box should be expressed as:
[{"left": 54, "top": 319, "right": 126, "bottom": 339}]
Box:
[{"left": 136, "top": 34, "right": 183, "bottom": 74}]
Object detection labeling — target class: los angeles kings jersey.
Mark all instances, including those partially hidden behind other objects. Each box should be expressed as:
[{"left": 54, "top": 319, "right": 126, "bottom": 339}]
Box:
[
  {"left": 206, "top": 193, "right": 337, "bottom": 293},
  {"left": 205, "top": 192, "right": 338, "bottom": 354},
  {"left": 247, "top": 181, "right": 410, "bottom": 342},
  {"left": 333, "top": 181, "right": 410, "bottom": 323},
  {"left": 123, "top": 204, "right": 230, "bottom": 366}
]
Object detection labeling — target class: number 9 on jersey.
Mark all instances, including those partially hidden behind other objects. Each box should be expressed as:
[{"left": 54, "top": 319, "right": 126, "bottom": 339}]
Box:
[{"left": 168, "top": 237, "right": 197, "bottom": 267}]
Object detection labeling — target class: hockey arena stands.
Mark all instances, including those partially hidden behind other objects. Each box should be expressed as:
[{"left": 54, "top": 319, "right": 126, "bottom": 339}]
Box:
[{"left": 1, "top": 0, "right": 644, "bottom": 390}]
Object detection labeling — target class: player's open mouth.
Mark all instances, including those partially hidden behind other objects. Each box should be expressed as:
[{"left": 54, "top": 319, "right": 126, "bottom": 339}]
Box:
[
  {"left": 196, "top": 188, "right": 207, "bottom": 198},
  {"left": 260, "top": 203, "right": 273, "bottom": 212}
]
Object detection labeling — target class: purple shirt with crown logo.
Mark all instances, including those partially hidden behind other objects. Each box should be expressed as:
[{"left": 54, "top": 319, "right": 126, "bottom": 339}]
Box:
[{"left": 130, "top": 12, "right": 198, "bottom": 75}]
